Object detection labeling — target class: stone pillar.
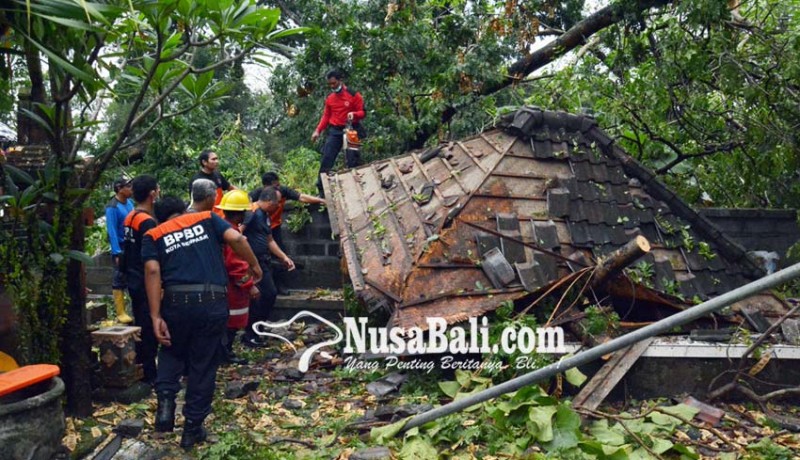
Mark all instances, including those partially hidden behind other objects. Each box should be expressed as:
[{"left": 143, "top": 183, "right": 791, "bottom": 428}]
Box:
[{"left": 91, "top": 326, "right": 142, "bottom": 388}]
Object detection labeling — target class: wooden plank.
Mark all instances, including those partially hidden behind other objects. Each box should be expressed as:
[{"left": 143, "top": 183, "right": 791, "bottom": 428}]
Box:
[
  {"left": 572, "top": 337, "right": 654, "bottom": 411},
  {"left": 320, "top": 174, "right": 340, "bottom": 237},
  {"left": 438, "top": 156, "right": 469, "bottom": 194},
  {"left": 389, "top": 158, "right": 433, "bottom": 237},
  {"left": 456, "top": 141, "right": 489, "bottom": 173}
]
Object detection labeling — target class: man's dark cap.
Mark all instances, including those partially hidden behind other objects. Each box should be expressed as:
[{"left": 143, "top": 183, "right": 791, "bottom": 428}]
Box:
[{"left": 113, "top": 177, "right": 132, "bottom": 192}]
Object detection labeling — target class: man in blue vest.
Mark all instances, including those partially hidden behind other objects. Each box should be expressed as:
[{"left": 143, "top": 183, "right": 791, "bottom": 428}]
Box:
[{"left": 106, "top": 177, "right": 134, "bottom": 323}]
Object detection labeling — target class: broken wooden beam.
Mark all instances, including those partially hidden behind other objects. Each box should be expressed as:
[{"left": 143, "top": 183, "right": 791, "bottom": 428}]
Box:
[
  {"left": 572, "top": 337, "right": 654, "bottom": 412},
  {"left": 591, "top": 235, "right": 651, "bottom": 288}
]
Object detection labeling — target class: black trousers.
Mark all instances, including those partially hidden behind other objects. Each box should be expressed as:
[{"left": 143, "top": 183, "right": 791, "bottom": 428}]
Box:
[
  {"left": 129, "top": 285, "right": 157, "bottom": 383},
  {"left": 317, "top": 129, "right": 360, "bottom": 194},
  {"left": 245, "top": 260, "right": 277, "bottom": 339},
  {"left": 112, "top": 254, "right": 126, "bottom": 289},
  {"left": 155, "top": 290, "right": 227, "bottom": 423}
]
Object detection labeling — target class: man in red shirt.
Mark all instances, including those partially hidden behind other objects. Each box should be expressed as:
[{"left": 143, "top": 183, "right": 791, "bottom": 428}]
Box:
[{"left": 311, "top": 69, "right": 365, "bottom": 195}]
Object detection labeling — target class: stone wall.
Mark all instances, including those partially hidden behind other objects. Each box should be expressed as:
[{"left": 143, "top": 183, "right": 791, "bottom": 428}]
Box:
[{"left": 697, "top": 208, "right": 799, "bottom": 258}]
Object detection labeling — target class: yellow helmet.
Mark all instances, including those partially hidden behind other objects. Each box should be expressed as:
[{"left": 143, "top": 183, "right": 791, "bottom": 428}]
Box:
[{"left": 216, "top": 190, "right": 251, "bottom": 211}]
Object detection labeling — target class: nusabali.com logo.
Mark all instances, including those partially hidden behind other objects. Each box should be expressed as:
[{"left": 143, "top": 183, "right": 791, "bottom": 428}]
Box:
[{"left": 253, "top": 313, "right": 566, "bottom": 372}]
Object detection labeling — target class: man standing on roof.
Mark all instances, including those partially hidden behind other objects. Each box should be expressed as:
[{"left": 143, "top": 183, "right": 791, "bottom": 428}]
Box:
[
  {"left": 249, "top": 172, "right": 325, "bottom": 295},
  {"left": 189, "top": 149, "right": 235, "bottom": 215},
  {"left": 106, "top": 177, "right": 134, "bottom": 324},
  {"left": 311, "top": 69, "right": 365, "bottom": 195},
  {"left": 123, "top": 175, "right": 159, "bottom": 384},
  {"left": 143, "top": 195, "right": 261, "bottom": 450}
]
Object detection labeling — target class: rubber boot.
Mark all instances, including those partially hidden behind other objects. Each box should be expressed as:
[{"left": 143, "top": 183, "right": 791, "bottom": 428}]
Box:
[
  {"left": 113, "top": 289, "right": 133, "bottom": 324},
  {"left": 155, "top": 392, "right": 176, "bottom": 432},
  {"left": 180, "top": 419, "right": 208, "bottom": 450}
]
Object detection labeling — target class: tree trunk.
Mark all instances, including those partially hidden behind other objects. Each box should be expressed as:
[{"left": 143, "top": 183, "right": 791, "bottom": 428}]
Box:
[
  {"left": 61, "top": 211, "right": 93, "bottom": 416},
  {"left": 21, "top": 43, "right": 50, "bottom": 145},
  {"left": 591, "top": 236, "right": 651, "bottom": 288}
]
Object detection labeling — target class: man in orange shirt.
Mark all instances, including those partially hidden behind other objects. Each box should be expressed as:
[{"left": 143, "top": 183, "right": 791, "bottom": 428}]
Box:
[{"left": 249, "top": 172, "right": 325, "bottom": 295}]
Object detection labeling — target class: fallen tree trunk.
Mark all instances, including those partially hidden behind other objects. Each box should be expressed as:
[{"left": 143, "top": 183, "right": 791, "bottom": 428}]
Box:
[{"left": 591, "top": 235, "right": 651, "bottom": 289}]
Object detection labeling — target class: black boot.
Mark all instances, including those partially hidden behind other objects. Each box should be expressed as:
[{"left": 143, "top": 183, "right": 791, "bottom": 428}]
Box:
[
  {"left": 223, "top": 330, "right": 248, "bottom": 365},
  {"left": 227, "top": 350, "right": 249, "bottom": 365},
  {"left": 155, "top": 392, "right": 176, "bottom": 432},
  {"left": 180, "top": 420, "right": 208, "bottom": 450}
]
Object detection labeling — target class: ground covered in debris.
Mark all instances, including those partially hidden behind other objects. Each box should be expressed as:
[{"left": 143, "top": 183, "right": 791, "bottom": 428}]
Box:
[{"left": 66, "top": 321, "right": 800, "bottom": 460}]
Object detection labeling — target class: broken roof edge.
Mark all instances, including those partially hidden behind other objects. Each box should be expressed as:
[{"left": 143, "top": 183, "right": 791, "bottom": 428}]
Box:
[{"left": 497, "top": 106, "right": 765, "bottom": 280}]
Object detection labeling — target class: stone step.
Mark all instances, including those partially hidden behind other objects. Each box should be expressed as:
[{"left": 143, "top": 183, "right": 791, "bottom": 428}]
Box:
[
  {"left": 270, "top": 289, "right": 344, "bottom": 322},
  {"left": 86, "top": 294, "right": 110, "bottom": 325}
]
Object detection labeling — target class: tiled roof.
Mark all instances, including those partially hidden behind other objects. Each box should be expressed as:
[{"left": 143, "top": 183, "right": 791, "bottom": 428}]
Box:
[{"left": 322, "top": 107, "right": 785, "bottom": 330}]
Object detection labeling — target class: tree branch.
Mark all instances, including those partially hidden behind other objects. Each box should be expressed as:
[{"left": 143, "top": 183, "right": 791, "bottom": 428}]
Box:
[
  {"left": 77, "top": 30, "right": 167, "bottom": 202},
  {"left": 421, "top": 0, "right": 676, "bottom": 146},
  {"left": 708, "top": 303, "right": 800, "bottom": 401},
  {"left": 118, "top": 102, "right": 202, "bottom": 150}
]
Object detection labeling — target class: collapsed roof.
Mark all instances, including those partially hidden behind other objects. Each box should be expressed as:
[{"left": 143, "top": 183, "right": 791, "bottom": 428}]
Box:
[{"left": 322, "top": 107, "right": 786, "bottom": 330}]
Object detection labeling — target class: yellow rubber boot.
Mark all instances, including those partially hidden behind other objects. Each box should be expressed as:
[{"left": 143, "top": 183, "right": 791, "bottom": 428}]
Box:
[{"left": 113, "top": 289, "right": 133, "bottom": 324}]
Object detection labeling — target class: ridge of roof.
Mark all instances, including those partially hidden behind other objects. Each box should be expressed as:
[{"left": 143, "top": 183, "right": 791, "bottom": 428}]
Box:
[{"left": 498, "top": 106, "right": 764, "bottom": 279}]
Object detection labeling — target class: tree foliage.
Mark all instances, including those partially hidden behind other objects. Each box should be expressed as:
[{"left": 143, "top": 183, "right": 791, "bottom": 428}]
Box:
[{"left": 527, "top": 0, "right": 800, "bottom": 208}]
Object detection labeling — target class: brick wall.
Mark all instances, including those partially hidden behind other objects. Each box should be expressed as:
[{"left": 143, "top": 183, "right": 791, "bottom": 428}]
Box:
[{"left": 697, "top": 208, "right": 799, "bottom": 257}]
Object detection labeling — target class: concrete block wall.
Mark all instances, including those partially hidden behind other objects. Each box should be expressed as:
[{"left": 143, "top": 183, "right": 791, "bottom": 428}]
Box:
[
  {"left": 86, "top": 253, "right": 115, "bottom": 295},
  {"left": 279, "top": 204, "right": 343, "bottom": 290},
  {"left": 697, "top": 208, "right": 800, "bottom": 257}
]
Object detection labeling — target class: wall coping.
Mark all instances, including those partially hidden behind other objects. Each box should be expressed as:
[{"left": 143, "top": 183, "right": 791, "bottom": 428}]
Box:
[{"left": 696, "top": 208, "right": 798, "bottom": 220}]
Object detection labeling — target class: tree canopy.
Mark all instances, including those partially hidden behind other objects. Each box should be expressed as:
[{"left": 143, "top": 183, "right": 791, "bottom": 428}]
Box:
[{"left": 262, "top": 0, "right": 799, "bottom": 209}]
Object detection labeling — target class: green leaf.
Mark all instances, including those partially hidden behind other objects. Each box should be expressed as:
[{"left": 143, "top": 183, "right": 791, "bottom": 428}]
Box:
[
  {"left": 528, "top": 405, "right": 558, "bottom": 442},
  {"left": 629, "top": 447, "right": 657, "bottom": 460},
  {"left": 579, "top": 440, "right": 629, "bottom": 459},
  {"left": 671, "top": 443, "right": 699, "bottom": 459},
  {"left": 649, "top": 411, "right": 680, "bottom": 428},
  {"left": 544, "top": 404, "right": 581, "bottom": 451},
  {"left": 589, "top": 419, "right": 626, "bottom": 446},
  {"left": 370, "top": 418, "right": 407, "bottom": 443},
  {"left": 18, "top": 108, "right": 54, "bottom": 137},
  {"left": 564, "top": 367, "right": 587, "bottom": 387},
  {"left": 18, "top": 30, "right": 96, "bottom": 84},
  {"left": 3, "top": 164, "right": 36, "bottom": 187},
  {"left": 656, "top": 404, "right": 699, "bottom": 422},
  {"left": 438, "top": 381, "right": 460, "bottom": 398},
  {"left": 66, "top": 250, "right": 95, "bottom": 265},
  {"left": 38, "top": 15, "right": 98, "bottom": 32},
  {"left": 399, "top": 436, "right": 437, "bottom": 460},
  {"left": 651, "top": 437, "right": 673, "bottom": 454},
  {"left": 454, "top": 369, "right": 471, "bottom": 387}
]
